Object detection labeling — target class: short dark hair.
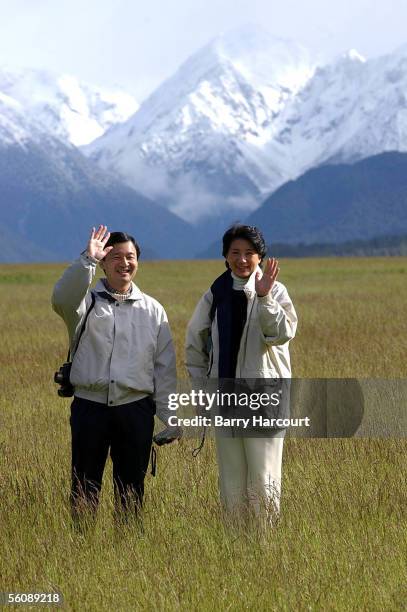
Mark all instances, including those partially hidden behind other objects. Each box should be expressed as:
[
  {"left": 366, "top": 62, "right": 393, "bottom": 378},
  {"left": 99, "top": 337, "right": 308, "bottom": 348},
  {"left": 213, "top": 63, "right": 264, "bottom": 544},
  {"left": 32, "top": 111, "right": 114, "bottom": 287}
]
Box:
[
  {"left": 222, "top": 224, "right": 267, "bottom": 261},
  {"left": 105, "top": 232, "right": 141, "bottom": 259}
]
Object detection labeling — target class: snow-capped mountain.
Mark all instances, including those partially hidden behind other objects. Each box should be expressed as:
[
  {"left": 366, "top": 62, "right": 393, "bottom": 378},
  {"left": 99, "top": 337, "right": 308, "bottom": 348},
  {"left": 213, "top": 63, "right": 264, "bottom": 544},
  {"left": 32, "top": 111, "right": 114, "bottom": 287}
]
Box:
[
  {"left": 320, "top": 45, "right": 407, "bottom": 162},
  {"left": 0, "top": 91, "right": 34, "bottom": 146},
  {"left": 85, "top": 25, "right": 315, "bottom": 222},
  {"left": 84, "top": 26, "right": 407, "bottom": 226},
  {"left": 0, "top": 89, "right": 65, "bottom": 150},
  {"left": 272, "top": 45, "right": 407, "bottom": 174},
  {"left": 3, "top": 24, "right": 407, "bottom": 256},
  {"left": 0, "top": 67, "right": 138, "bottom": 146},
  {"left": 0, "top": 92, "right": 199, "bottom": 261},
  {"left": 268, "top": 50, "right": 368, "bottom": 176}
]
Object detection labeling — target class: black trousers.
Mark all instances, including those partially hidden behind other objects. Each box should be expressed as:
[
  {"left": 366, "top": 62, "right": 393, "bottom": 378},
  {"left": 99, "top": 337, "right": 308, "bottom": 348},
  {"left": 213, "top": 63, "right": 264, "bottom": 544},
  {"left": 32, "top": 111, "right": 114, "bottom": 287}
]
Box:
[{"left": 70, "top": 396, "right": 155, "bottom": 516}]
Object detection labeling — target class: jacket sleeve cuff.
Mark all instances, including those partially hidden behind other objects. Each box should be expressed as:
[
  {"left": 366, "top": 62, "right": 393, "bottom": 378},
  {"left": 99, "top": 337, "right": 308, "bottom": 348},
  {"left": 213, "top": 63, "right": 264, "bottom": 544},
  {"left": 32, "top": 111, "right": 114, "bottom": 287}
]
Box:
[
  {"left": 80, "top": 251, "right": 99, "bottom": 266},
  {"left": 155, "top": 405, "right": 173, "bottom": 427},
  {"left": 257, "top": 292, "right": 274, "bottom": 304}
]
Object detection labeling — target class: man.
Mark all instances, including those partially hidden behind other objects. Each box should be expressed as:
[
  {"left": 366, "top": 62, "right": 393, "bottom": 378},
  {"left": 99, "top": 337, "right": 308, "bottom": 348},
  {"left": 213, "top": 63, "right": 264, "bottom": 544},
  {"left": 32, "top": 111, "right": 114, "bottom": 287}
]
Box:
[
  {"left": 186, "top": 224, "right": 297, "bottom": 524},
  {"left": 52, "top": 225, "right": 180, "bottom": 520}
]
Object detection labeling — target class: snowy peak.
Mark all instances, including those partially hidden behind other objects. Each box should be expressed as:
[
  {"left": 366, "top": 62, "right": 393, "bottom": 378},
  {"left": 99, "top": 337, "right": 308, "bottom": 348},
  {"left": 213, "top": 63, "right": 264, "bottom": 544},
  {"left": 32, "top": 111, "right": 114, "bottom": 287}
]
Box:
[
  {"left": 0, "top": 92, "right": 29, "bottom": 146},
  {"left": 108, "top": 24, "right": 315, "bottom": 139},
  {"left": 164, "top": 24, "right": 315, "bottom": 117},
  {"left": 2, "top": 25, "right": 407, "bottom": 244},
  {"left": 284, "top": 42, "right": 407, "bottom": 170},
  {"left": 345, "top": 49, "right": 366, "bottom": 63},
  {"left": 0, "top": 90, "right": 51, "bottom": 147},
  {"left": 0, "top": 67, "right": 138, "bottom": 146},
  {"left": 214, "top": 24, "right": 315, "bottom": 93},
  {"left": 85, "top": 25, "right": 317, "bottom": 221},
  {"left": 82, "top": 29, "right": 407, "bottom": 226}
]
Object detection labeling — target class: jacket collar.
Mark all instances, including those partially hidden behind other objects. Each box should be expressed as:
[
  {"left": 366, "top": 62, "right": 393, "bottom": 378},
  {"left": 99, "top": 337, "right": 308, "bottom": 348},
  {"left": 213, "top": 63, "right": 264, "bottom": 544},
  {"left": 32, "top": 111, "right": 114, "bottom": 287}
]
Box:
[{"left": 94, "top": 279, "right": 143, "bottom": 301}]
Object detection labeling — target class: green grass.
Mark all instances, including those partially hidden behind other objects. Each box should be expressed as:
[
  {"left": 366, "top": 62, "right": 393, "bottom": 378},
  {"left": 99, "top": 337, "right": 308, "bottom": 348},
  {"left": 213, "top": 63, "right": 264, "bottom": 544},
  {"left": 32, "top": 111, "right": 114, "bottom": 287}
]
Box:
[{"left": 0, "top": 258, "right": 406, "bottom": 611}]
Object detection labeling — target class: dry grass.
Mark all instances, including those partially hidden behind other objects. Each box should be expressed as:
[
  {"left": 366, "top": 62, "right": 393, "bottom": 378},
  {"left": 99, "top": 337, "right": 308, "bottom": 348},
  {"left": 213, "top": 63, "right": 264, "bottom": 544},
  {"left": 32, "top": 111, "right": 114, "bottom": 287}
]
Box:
[{"left": 0, "top": 258, "right": 406, "bottom": 611}]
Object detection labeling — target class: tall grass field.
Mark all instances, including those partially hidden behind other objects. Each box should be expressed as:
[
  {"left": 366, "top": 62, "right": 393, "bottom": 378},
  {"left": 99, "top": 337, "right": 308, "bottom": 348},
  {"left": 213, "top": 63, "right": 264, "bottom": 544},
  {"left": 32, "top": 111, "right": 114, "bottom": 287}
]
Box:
[{"left": 0, "top": 258, "right": 406, "bottom": 611}]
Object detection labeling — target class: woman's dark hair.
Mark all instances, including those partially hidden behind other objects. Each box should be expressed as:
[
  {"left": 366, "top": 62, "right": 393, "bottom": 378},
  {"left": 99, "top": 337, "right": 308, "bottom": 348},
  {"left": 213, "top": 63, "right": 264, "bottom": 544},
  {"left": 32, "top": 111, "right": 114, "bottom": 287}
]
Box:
[
  {"left": 105, "top": 232, "right": 141, "bottom": 259},
  {"left": 222, "top": 224, "right": 267, "bottom": 261}
]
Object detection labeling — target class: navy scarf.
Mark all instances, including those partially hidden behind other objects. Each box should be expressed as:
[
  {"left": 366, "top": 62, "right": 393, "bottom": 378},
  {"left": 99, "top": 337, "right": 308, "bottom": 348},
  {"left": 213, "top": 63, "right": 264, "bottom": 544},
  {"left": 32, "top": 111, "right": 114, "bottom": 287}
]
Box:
[{"left": 210, "top": 270, "right": 247, "bottom": 378}]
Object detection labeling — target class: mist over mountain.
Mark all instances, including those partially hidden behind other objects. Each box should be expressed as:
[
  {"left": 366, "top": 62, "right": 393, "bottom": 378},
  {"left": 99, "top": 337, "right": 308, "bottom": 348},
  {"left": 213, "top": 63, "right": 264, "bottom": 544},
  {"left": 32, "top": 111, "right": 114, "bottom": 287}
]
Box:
[
  {"left": 199, "top": 152, "right": 407, "bottom": 258},
  {"left": 85, "top": 25, "right": 315, "bottom": 225},
  {"left": 2, "top": 25, "right": 407, "bottom": 261},
  {"left": 84, "top": 27, "right": 407, "bottom": 233},
  {"left": 0, "top": 95, "right": 198, "bottom": 262}
]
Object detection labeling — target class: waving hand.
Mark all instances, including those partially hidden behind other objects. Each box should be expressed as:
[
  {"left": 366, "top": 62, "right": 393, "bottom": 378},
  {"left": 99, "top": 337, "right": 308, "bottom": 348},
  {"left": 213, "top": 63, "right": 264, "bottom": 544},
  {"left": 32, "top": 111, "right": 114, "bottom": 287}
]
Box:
[
  {"left": 255, "top": 258, "right": 279, "bottom": 297},
  {"left": 86, "top": 225, "right": 113, "bottom": 261}
]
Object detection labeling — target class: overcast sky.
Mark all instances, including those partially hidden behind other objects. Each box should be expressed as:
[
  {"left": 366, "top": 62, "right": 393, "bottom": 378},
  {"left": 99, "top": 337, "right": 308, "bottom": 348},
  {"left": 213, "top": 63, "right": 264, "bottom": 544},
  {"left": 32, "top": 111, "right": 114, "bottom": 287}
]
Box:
[{"left": 1, "top": 0, "right": 407, "bottom": 101}]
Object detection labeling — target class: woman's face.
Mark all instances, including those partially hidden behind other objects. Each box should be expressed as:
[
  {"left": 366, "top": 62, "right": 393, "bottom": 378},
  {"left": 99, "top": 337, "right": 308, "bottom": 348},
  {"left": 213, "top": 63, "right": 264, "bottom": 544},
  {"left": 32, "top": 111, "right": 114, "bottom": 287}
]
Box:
[{"left": 225, "top": 238, "right": 261, "bottom": 278}]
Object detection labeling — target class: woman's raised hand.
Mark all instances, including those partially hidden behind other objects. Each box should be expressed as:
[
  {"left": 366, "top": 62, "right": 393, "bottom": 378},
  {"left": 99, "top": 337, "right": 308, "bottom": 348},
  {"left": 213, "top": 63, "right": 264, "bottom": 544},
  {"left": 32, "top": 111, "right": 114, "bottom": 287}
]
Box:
[
  {"left": 255, "top": 257, "right": 279, "bottom": 297},
  {"left": 86, "top": 225, "right": 113, "bottom": 261}
]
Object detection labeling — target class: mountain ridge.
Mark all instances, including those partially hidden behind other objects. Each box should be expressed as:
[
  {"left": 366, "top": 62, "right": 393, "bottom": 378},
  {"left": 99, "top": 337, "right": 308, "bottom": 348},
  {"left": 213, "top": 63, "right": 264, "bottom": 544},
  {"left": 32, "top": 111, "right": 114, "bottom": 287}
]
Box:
[
  {"left": 84, "top": 27, "right": 407, "bottom": 228},
  {"left": 0, "top": 66, "right": 138, "bottom": 146},
  {"left": 198, "top": 152, "right": 407, "bottom": 258}
]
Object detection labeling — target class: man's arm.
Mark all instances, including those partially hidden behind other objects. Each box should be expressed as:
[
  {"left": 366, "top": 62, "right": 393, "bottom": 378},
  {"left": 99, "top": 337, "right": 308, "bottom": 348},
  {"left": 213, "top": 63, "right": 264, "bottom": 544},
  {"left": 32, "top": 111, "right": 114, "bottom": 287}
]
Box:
[
  {"left": 51, "top": 254, "right": 97, "bottom": 343},
  {"left": 51, "top": 225, "right": 113, "bottom": 344},
  {"left": 185, "top": 290, "right": 213, "bottom": 378}
]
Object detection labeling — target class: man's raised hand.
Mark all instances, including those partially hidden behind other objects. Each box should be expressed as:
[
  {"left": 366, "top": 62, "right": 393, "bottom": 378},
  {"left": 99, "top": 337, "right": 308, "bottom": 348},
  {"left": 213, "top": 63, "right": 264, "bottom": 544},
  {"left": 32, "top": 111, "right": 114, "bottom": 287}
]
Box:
[
  {"left": 255, "top": 257, "right": 279, "bottom": 297},
  {"left": 86, "top": 225, "right": 113, "bottom": 261}
]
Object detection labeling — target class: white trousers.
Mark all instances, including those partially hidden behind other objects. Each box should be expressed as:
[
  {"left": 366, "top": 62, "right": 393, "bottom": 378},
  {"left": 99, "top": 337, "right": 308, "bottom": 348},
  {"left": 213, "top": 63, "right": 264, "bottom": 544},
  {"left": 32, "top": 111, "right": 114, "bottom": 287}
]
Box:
[{"left": 215, "top": 431, "right": 285, "bottom": 520}]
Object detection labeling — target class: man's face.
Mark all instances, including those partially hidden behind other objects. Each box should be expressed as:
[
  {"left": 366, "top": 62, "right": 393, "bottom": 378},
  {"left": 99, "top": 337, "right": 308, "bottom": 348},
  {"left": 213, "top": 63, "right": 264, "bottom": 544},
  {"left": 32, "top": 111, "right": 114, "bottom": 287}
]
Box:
[
  {"left": 100, "top": 241, "right": 138, "bottom": 290},
  {"left": 225, "top": 238, "right": 261, "bottom": 278}
]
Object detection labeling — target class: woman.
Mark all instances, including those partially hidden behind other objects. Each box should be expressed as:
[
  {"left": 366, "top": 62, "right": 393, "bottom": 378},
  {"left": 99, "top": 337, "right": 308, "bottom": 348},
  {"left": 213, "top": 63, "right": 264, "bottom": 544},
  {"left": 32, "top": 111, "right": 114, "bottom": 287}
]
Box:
[{"left": 185, "top": 224, "right": 297, "bottom": 523}]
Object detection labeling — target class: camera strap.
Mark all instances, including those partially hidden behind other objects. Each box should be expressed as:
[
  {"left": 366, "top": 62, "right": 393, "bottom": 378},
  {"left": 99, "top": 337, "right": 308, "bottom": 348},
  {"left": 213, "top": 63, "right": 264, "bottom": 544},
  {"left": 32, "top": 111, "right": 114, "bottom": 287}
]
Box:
[{"left": 67, "top": 291, "right": 96, "bottom": 362}]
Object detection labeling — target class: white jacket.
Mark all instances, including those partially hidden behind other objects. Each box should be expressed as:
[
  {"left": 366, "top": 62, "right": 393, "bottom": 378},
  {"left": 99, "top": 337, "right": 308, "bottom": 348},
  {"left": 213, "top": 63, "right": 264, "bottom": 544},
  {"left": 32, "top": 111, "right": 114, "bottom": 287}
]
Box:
[
  {"left": 52, "top": 254, "right": 176, "bottom": 425},
  {"left": 185, "top": 268, "right": 298, "bottom": 379}
]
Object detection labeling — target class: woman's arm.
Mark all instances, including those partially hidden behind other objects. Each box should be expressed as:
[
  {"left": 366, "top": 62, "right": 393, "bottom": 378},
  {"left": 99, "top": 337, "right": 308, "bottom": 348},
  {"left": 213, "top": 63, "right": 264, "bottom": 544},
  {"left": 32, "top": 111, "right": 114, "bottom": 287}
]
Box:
[
  {"left": 257, "top": 283, "right": 298, "bottom": 345},
  {"left": 185, "top": 289, "right": 214, "bottom": 378},
  {"left": 153, "top": 310, "right": 177, "bottom": 426}
]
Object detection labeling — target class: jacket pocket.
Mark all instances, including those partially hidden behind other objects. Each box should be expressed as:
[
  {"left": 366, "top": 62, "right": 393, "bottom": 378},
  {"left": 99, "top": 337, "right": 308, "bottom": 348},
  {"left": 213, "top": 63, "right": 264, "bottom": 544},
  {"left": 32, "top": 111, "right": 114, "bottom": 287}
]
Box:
[{"left": 126, "top": 324, "right": 156, "bottom": 389}]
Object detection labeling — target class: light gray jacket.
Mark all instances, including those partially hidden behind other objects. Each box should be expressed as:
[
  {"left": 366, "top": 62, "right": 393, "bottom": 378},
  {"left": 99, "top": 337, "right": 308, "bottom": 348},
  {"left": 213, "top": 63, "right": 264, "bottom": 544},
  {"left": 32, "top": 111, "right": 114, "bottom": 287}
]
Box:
[
  {"left": 52, "top": 254, "right": 176, "bottom": 425},
  {"left": 185, "top": 268, "right": 298, "bottom": 379}
]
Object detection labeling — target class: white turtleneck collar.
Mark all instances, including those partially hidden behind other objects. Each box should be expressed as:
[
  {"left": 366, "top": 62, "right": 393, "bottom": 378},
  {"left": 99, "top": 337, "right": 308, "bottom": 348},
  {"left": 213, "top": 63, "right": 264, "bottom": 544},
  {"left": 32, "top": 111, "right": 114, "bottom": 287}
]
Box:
[
  {"left": 231, "top": 272, "right": 248, "bottom": 290},
  {"left": 231, "top": 266, "right": 262, "bottom": 291}
]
